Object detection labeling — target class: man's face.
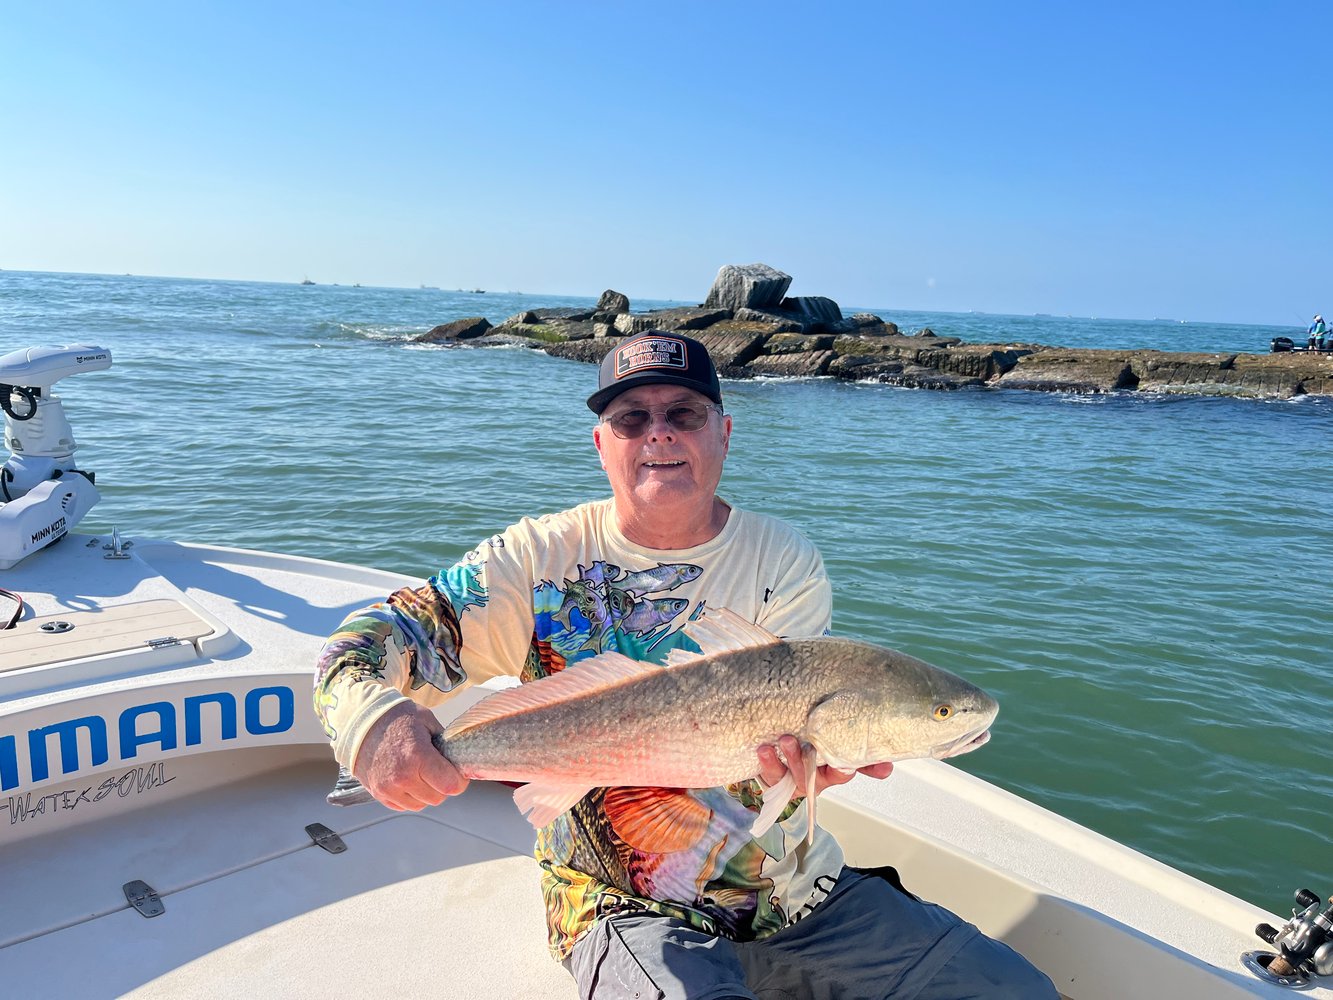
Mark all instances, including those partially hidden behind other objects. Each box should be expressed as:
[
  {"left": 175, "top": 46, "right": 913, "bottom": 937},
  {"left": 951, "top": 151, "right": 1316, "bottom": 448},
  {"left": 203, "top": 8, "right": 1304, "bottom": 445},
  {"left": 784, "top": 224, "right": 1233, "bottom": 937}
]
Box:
[{"left": 593, "top": 383, "right": 731, "bottom": 514}]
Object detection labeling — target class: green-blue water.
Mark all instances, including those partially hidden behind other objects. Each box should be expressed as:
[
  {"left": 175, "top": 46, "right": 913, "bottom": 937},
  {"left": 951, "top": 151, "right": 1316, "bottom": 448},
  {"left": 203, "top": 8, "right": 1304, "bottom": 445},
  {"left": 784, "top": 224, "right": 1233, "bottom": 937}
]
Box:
[{"left": 3, "top": 270, "right": 1330, "bottom": 914}]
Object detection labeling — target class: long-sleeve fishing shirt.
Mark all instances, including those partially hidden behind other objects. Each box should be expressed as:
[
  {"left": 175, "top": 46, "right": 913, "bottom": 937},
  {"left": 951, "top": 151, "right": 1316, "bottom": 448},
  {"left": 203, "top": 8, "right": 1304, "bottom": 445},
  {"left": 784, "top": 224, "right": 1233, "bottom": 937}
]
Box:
[{"left": 313, "top": 497, "right": 843, "bottom": 960}]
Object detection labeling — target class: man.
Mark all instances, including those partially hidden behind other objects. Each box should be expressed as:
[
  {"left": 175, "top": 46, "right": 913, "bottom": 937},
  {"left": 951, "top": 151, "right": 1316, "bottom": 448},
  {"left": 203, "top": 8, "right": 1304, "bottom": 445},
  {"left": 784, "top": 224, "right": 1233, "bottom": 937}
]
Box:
[
  {"left": 1311, "top": 315, "right": 1328, "bottom": 351},
  {"left": 314, "top": 331, "right": 1056, "bottom": 999}
]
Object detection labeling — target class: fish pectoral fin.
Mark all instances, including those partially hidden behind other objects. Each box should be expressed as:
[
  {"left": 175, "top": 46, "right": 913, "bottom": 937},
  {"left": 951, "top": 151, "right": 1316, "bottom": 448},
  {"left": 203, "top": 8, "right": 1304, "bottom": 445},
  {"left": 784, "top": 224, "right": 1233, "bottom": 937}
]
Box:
[
  {"left": 749, "top": 772, "right": 796, "bottom": 839},
  {"left": 512, "top": 782, "right": 594, "bottom": 828}
]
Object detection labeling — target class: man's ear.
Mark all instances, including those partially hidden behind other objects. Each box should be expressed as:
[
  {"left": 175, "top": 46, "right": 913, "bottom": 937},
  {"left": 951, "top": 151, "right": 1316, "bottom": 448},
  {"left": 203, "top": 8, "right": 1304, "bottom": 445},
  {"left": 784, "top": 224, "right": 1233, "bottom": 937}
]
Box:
[{"left": 593, "top": 424, "right": 607, "bottom": 469}]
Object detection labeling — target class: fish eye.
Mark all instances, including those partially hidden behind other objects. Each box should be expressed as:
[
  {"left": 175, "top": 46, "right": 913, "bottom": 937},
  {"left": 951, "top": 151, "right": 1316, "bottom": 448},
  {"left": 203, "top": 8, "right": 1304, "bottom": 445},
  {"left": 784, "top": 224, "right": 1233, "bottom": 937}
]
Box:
[{"left": 933, "top": 704, "right": 953, "bottom": 721}]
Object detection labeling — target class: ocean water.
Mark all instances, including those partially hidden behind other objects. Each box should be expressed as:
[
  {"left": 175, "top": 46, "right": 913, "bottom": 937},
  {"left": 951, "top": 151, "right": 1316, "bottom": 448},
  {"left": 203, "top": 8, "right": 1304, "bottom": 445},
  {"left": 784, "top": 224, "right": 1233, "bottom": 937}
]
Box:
[{"left": 2, "top": 269, "right": 1330, "bottom": 915}]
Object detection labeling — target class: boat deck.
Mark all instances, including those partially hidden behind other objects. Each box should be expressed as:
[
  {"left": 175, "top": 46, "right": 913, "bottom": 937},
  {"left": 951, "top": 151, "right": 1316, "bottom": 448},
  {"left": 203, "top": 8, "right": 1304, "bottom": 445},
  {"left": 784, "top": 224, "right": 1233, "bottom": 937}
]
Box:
[
  {"left": 1, "top": 534, "right": 1329, "bottom": 998},
  {"left": 1, "top": 746, "right": 573, "bottom": 997}
]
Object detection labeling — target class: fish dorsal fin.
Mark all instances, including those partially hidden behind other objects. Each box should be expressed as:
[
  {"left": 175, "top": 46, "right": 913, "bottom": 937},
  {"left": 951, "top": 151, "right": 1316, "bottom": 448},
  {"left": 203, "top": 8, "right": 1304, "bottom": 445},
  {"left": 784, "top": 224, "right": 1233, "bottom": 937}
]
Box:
[
  {"left": 674, "top": 607, "right": 784, "bottom": 664},
  {"left": 663, "top": 647, "right": 700, "bottom": 668},
  {"left": 663, "top": 645, "right": 698, "bottom": 669},
  {"left": 444, "top": 650, "right": 659, "bottom": 738}
]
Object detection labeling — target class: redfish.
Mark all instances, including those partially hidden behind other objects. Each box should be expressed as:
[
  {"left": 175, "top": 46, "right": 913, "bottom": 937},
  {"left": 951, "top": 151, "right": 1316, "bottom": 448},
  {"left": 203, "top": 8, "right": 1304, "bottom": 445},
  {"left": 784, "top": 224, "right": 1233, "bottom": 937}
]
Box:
[{"left": 330, "top": 607, "right": 997, "bottom": 842}]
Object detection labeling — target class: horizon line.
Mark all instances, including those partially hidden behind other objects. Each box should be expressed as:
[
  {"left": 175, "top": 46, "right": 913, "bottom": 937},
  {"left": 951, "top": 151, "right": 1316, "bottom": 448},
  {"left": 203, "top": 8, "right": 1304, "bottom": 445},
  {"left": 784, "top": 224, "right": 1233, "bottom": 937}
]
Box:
[{"left": 0, "top": 265, "right": 1304, "bottom": 332}]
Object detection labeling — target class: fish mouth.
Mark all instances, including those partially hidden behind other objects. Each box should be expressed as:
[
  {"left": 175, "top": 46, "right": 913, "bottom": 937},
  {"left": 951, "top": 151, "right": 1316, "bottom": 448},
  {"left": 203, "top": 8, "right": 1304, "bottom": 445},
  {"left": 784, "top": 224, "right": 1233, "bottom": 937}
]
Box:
[{"left": 932, "top": 728, "right": 991, "bottom": 760}]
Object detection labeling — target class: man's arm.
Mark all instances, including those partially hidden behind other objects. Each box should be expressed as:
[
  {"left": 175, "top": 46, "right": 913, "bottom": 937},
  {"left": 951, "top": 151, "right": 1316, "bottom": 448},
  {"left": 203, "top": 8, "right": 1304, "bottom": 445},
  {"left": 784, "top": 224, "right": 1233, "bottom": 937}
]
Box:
[
  {"left": 314, "top": 538, "right": 535, "bottom": 811},
  {"left": 314, "top": 581, "right": 466, "bottom": 758},
  {"left": 313, "top": 580, "right": 474, "bottom": 811}
]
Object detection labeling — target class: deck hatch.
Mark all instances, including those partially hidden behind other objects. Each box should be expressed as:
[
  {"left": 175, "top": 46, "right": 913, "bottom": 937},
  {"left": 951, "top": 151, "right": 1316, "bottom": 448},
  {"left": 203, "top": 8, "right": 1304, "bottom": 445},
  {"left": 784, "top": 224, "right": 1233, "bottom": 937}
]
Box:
[{"left": 2, "top": 599, "right": 215, "bottom": 670}]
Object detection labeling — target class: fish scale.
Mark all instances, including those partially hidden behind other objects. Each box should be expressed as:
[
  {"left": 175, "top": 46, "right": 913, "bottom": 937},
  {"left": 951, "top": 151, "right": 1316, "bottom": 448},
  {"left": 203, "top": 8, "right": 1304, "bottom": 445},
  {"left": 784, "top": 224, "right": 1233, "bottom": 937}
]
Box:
[{"left": 445, "top": 646, "right": 812, "bottom": 785}]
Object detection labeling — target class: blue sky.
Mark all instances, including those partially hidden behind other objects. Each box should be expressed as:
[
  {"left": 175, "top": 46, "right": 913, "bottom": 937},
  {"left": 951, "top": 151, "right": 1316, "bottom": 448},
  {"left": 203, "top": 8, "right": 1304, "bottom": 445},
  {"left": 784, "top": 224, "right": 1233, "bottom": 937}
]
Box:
[{"left": 2, "top": 2, "right": 1329, "bottom": 324}]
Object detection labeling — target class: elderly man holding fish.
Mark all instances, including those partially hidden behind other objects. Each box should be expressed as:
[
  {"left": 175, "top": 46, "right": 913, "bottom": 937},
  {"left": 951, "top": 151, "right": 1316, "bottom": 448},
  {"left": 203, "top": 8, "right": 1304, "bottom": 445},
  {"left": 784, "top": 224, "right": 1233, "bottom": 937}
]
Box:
[{"left": 314, "top": 331, "right": 1056, "bottom": 999}]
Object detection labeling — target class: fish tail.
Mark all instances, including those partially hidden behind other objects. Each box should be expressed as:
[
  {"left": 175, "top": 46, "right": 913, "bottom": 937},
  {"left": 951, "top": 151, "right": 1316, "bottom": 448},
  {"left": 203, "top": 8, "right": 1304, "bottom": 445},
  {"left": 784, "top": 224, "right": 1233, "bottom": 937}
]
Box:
[{"left": 326, "top": 766, "right": 376, "bottom": 807}]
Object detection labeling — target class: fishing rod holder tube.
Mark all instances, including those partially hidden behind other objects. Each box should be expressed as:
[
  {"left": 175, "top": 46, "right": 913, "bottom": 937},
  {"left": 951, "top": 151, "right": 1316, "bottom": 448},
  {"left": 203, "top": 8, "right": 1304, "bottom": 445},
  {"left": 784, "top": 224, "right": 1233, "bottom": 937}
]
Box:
[{"left": 1242, "top": 887, "right": 1333, "bottom": 987}]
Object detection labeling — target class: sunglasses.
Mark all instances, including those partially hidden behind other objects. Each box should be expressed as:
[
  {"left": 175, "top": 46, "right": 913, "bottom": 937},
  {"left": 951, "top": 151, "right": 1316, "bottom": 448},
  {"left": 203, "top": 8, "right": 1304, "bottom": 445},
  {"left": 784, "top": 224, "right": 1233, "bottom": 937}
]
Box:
[{"left": 602, "top": 401, "right": 722, "bottom": 439}]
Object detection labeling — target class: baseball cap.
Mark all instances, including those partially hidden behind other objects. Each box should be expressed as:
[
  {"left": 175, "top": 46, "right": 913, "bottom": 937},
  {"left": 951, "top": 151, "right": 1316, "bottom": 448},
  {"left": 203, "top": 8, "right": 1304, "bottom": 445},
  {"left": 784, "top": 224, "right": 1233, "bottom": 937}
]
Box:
[{"left": 586, "top": 332, "right": 722, "bottom": 413}]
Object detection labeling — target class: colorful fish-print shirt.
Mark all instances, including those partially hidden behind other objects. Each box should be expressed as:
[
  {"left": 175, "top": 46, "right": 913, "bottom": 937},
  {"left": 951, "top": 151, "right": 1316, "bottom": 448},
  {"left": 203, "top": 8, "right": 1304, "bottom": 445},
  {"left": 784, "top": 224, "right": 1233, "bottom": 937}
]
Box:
[{"left": 313, "top": 498, "right": 841, "bottom": 960}]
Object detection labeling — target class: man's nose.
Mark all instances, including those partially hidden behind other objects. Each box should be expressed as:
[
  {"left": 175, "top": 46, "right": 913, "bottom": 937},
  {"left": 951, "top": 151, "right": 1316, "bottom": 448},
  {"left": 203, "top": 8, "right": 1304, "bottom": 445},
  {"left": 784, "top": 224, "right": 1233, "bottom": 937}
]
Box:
[{"left": 645, "top": 411, "right": 676, "bottom": 439}]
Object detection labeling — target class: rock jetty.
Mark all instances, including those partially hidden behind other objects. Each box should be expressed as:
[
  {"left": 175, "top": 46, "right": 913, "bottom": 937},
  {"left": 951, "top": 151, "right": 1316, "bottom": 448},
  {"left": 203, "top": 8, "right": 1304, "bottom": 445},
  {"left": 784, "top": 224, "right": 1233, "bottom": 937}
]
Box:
[{"left": 414, "top": 263, "right": 1333, "bottom": 401}]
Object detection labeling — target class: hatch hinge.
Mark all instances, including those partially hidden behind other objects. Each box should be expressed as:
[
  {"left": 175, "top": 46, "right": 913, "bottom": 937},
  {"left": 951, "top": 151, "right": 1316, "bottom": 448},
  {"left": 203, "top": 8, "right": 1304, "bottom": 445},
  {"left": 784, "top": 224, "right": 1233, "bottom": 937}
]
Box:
[
  {"left": 123, "top": 879, "right": 165, "bottom": 918},
  {"left": 305, "top": 822, "right": 347, "bottom": 854},
  {"left": 145, "top": 636, "right": 182, "bottom": 649}
]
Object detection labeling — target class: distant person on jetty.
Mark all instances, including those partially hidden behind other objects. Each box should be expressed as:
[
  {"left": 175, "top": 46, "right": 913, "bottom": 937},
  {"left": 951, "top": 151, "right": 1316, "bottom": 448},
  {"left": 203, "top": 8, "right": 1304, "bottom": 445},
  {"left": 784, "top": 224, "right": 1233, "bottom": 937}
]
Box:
[
  {"left": 1309, "top": 314, "right": 1327, "bottom": 350},
  {"left": 313, "top": 332, "right": 1057, "bottom": 999}
]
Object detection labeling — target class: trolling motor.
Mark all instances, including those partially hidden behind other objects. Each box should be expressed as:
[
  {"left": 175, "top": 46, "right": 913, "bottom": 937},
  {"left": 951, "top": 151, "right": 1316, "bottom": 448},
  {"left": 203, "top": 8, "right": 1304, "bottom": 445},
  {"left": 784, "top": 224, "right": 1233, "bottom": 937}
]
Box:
[
  {"left": 0, "top": 345, "right": 112, "bottom": 569},
  {"left": 1242, "top": 887, "right": 1333, "bottom": 987}
]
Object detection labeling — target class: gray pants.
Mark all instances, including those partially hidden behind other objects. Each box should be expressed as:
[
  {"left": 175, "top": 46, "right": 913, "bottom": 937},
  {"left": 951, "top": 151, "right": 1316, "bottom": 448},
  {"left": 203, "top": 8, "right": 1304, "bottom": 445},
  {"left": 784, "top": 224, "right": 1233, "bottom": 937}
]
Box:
[{"left": 566, "top": 866, "right": 1058, "bottom": 1000}]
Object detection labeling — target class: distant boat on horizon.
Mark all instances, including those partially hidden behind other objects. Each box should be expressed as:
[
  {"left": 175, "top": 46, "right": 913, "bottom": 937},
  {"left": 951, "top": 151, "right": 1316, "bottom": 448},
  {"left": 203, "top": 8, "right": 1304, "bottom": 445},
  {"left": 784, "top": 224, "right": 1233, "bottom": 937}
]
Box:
[
  {"left": 420, "top": 284, "right": 440, "bottom": 290},
  {"left": 300, "top": 277, "right": 315, "bottom": 286}
]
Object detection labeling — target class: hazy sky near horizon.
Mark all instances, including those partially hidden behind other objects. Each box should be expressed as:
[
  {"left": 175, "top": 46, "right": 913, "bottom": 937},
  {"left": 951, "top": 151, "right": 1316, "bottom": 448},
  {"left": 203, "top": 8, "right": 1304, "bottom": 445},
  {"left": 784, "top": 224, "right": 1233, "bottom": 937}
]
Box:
[{"left": 3, "top": 2, "right": 1329, "bottom": 325}]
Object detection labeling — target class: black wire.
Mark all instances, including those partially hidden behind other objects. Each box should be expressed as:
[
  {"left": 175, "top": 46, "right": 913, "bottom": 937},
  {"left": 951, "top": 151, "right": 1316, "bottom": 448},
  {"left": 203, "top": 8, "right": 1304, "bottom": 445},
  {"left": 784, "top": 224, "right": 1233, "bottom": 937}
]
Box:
[
  {"left": 0, "top": 384, "right": 38, "bottom": 421},
  {"left": 0, "top": 385, "right": 44, "bottom": 623},
  {"left": 0, "top": 587, "right": 22, "bottom": 629},
  {"left": 1, "top": 383, "right": 40, "bottom": 501}
]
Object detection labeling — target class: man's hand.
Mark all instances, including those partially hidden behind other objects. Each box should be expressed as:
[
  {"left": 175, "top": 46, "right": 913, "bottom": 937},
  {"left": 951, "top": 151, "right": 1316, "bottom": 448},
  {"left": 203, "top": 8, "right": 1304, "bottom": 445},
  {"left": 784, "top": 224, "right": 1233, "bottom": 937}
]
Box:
[
  {"left": 756, "top": 734, "right": 894, "bottom": 797},
  {"left": 352, "top": 701, "right": 468, "bottom": 811}
]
